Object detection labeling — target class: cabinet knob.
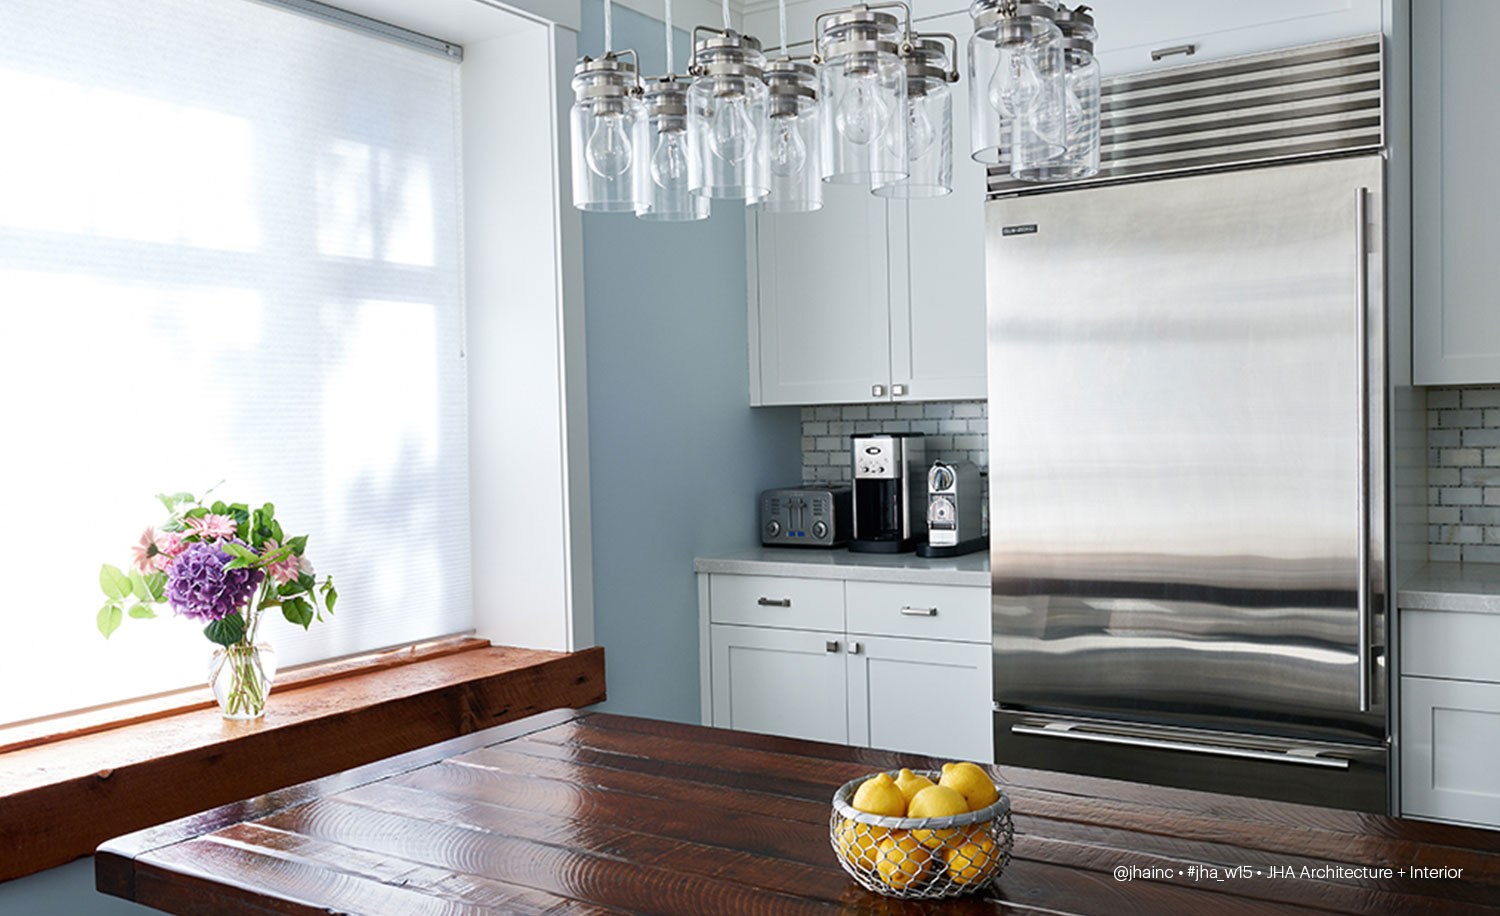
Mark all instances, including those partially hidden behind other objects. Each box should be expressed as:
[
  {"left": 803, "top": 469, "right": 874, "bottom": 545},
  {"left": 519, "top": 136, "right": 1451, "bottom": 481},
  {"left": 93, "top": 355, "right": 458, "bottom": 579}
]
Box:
[
  {"left": 900, "top": 605, "right": 938, "bottom": 617},
  {"left": 892, "top": 384, "right": 908, "bottom": 397},
  {"left": 757, "top": 597, "right": 792, "bottom": 607},
  {"left": 849, "top": 641, "right": 862, "bottom": 655},
  {"left": 871, "top": 384, "right": 886, "bottom": 398},
  {"left": 825, "top": 640, "right": 840, "bottom": 653}
]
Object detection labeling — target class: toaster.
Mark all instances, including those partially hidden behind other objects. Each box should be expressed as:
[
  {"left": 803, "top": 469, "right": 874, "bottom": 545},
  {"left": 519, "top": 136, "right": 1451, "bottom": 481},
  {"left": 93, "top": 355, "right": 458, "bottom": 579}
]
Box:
[{"left": 760, "top": 486, "right": 852, "bottom": 548}]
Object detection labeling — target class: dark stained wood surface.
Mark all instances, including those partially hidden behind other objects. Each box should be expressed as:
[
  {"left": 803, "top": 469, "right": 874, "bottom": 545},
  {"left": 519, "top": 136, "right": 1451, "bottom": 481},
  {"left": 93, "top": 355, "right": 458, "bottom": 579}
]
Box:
[
  {"left": 0, "top": 644, "right": 605, "bottom": 883},
  {"left": 98, "top": 709, "right": 1500, "bottom": 916}
]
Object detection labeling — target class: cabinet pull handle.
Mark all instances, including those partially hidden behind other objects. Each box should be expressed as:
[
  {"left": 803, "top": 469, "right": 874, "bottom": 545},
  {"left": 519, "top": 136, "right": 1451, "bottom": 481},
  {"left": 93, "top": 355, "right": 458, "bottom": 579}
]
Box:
[
  {"left": 1150, "top": 43, "right": 1196, "bottom": 61},
  {"left": 892, "top": 384, "right": 908, "bottom": 397},
  {"left": 872, "top": 384, "right": 886, "bottom": 398},
  {"left": 849, "top": 641, "right": 862, "bottom": 654},
  {"left": 826, "top": 640, "right": 840, "bottom": 653},
  {"left": 1354, "top": 186, "right": 1372, "bottom": 714},
  {"left": 900, "top": 605, "right": 938, "bottom": 617},
  {"left": 757, "top": 597, "right": 792, "bottom": 608}
]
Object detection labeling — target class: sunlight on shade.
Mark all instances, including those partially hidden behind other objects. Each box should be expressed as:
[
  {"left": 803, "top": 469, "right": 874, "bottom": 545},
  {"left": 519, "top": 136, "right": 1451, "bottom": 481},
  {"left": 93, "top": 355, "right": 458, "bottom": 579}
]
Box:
[
  {"left": 317, "top": 141, "right": 436, "bottom": 266},
  {"left": 0, "top": 70, "right": 257, "bottom": 251},
  {"left": 324, "top": 301, "right": 441, "bottom": 474}
]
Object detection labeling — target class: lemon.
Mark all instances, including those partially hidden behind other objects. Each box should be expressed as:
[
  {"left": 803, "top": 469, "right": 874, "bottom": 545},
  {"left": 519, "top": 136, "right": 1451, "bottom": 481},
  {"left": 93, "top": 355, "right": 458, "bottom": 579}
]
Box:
[
  {"left": 874, "top": 830, "right": 931, "bottom": 889},
  {"left": 893, "top": 768, "right": 935, "bottom": 805},
  {"left": 942, "top": 833, "right": 998, "bottom": 885},
  {"left": 907, "top": 784, "right": 968, "bottom": 848},
  {"left": 939, "top": 761, "right": 1000, "bottom": 812},
  {"left": 851, "top": 772, "right": 907, "bottom": 817},
  {"left": 834, "top": 817, "right": 879, "bottom": 870}
]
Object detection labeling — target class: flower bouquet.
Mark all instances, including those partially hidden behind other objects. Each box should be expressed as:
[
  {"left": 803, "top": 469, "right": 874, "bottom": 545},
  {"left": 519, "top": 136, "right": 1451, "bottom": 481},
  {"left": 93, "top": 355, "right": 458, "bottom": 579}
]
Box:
[{"left": 97, "top": 489, "right": 336, "bottom": 719}]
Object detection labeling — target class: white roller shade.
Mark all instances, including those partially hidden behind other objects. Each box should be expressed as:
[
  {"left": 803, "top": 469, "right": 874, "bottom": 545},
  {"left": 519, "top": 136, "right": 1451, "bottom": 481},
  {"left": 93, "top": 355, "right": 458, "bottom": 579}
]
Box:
[{"left": 0, "top": 0, "right": 471, "bottom": 724}]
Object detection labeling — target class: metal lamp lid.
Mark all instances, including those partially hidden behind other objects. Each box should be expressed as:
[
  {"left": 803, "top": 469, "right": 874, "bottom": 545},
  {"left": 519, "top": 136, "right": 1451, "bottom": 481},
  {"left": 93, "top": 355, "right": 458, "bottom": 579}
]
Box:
[
  {"left": 971, "top": 0, "right": 1060, "bottom": 30},
  {"left": 818, "top": 6, "right": 901, "bottom": 61},
  {"left": 1055, "top": 4, "right": 1096, "bottom": 55},
  {"left": 902, "top": 37, "right": 951, "bottom": 88},
  {"left": 572, "top": 54, "right": 639, "bottom": 101},
  {"left": 766, "top": 59, "right": 817, "bottom": 117},
  {"left": 693, "top": 30, "right": 766, "bottom": 80},
  {"left": 643, "top": 76, "right": 690, "bottom": 122}
]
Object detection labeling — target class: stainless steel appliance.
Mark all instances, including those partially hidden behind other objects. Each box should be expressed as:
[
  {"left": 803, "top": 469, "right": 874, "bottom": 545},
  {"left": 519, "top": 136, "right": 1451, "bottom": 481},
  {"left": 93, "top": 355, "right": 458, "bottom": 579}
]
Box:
[
  {"left": 986, "top": 36, "right": 1390, "bottom": 812},
  {"left": 850, "top": 432, "right": 926, "bottom": 553},
  {"left": 760, "top": 486, "right": 852, "bottom": 547},
  {"left": 917, "top": 460, "right": 986, "bottom": 558}
]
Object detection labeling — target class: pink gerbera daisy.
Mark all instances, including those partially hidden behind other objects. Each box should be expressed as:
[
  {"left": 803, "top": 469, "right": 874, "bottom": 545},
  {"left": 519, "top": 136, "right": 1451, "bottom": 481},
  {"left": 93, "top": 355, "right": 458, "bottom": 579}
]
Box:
[
  {"left": 185, "top": 513, "right": 238, "bottom": 539},
  {"left": 129, "top": 527, "right": 173, "bottom": 574},
  {"left": 262, "top": 539, "right": 302, "bottom": 586}
]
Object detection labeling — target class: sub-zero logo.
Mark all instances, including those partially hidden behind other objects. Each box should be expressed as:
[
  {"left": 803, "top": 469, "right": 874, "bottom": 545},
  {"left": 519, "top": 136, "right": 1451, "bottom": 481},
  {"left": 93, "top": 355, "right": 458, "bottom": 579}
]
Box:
[{"left": 1001, "top": 224, "right": 1038, "bottom": 236}]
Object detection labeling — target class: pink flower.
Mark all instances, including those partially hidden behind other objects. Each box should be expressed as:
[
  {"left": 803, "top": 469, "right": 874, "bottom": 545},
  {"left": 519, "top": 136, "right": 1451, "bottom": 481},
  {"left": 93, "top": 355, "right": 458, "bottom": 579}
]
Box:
[
  {"left": 185, "top": 513, "right": 238, "bottom": 539},
  {"left": 129, "top": 527, "right": 172, "bottom": 574},
  {"left": 263, "top": 539, "right": 302, "bottom": 586},
  {"left": 159, "top": 531, "right": 187, "bottom": 559}
]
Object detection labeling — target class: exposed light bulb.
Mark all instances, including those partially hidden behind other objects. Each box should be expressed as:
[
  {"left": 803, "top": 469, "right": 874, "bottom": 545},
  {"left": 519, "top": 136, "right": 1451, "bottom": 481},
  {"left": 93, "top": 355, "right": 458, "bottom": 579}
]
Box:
[
  {"left": 987, "top": 43, "right": 1041, "bottom": 117},
  {"left": 835, "top": 74, "right": 890, "bottom": 145},
  {"left": 906, "top": 96, "right": 936, "bottom": 162},
  {"left": 585, "top": 113, "right": 633, "bottom": 178},
  {"left": 650, "top": 129, "right": 689, "bottom": 188},
  {"left": 709, "top": 95, "right": 756, "bottom": 163},
  {"left": 769, "top": 117, "right": 807, "bottom": 177}
]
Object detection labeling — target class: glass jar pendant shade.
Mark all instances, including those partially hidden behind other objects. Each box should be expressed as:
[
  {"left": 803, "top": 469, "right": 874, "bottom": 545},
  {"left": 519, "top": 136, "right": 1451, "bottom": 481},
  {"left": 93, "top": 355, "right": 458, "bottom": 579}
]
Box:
[
  {"left": 637, "top": 78, "right": 710, "bottom": 220},
  {"left": 816, "top": 7, "right": 907, "bottom": 186},
  {"left": 755, "top": 60, "right": 822, "bottom": 212},
  {"left": 571, "top": 55, "right": 648, "bottom": 211},
  {"left": 874, "top": 37, "right": 954, "bottom": 198},
  {"left": 688, "top": 32, "right": 772, "bottom": 200},
  {"left": 967, "top": 0, "right": 1066, "bottom": 168},
  {"left": 1011, "top": 3, "right": 1099, "bottom": 181}
]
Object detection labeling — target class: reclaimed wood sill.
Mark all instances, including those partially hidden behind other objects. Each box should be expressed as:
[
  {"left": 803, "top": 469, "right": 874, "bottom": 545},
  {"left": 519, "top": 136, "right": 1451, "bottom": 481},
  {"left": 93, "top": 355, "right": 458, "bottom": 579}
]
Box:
[{"left": 0, "top": 639, "right": 606, "bottom": 883}]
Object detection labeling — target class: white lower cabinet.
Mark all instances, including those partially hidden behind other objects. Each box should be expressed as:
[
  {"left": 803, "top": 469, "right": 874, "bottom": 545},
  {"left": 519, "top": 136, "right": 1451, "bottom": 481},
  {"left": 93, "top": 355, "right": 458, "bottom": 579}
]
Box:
[
  {"left": 1400, "top": 608, "right": 1500, "bottom": 829},
  {"left": 701, "top": 571, "right": 993, "bottom": 762}
]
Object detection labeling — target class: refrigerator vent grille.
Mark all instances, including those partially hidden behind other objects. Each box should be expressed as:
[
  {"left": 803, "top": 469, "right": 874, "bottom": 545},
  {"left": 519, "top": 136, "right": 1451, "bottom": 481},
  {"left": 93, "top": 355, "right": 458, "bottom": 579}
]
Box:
[{"left": 985, "top": 34, "right": 1383, "bottom": 198}]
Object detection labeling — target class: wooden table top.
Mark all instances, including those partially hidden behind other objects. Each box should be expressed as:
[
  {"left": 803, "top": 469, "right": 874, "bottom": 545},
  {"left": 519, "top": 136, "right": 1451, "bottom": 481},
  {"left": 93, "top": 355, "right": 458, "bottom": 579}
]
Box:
[{"left": 98, "top": 708, "right": 1500, "bottom": 916}]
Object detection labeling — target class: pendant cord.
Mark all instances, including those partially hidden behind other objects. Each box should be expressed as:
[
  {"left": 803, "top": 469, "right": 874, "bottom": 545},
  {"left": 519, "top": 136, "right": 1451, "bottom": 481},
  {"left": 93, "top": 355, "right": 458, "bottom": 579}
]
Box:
[
  {"left": 664, "top": 0, "right": 674, "bottom": 75},
  {"left": 604, "top": 0, "right": 613, "bottom": 54},
  {"left": 721, "top": 0, "right": 730, "bottom": 32},
  {"left": 778, "top": 0, "right": 787, "bottom": 53}
]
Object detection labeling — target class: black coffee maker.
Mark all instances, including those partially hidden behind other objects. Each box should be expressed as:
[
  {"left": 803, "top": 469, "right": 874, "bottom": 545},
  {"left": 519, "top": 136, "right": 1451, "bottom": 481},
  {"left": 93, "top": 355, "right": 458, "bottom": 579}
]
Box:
[{"left": 849, "top": 432, "right": 927, "bottom": 553}]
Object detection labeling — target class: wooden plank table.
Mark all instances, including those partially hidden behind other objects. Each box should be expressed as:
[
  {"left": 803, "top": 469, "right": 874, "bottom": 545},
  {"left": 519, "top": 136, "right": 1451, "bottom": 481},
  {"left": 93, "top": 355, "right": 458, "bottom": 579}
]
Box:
[{"left": 97, "top": 709, "right": 1500, "bottom": 915}]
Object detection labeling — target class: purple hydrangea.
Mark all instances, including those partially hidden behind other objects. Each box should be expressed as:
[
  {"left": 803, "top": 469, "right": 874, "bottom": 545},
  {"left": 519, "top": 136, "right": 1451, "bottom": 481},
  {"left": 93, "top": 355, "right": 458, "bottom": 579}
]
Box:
[{"left": 165, "top": 539, "right": 264, "bottom": 622}]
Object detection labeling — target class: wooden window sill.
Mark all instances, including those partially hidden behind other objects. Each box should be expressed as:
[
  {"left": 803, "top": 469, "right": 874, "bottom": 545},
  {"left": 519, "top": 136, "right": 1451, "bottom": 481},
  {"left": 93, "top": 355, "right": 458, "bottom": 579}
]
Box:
[{"left": 0, "top": 639, "right": 606, "bottom": 883}]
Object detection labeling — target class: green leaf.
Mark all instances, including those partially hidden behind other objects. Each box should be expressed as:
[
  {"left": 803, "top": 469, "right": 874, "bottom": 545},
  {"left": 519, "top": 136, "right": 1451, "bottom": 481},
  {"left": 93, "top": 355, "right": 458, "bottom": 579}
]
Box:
[
  {"left": 97, "top": 603, "right": 123, "bottom": 638},
  {"left": 142, "top": 571, "right": 168, "bottom": 602},
  {"left": 128, "top": 604, "right": 157, "bottom": 619},
  {"left": 258, "top": 545, "right": 293, "bottom": 566},
  {"left": 277, "top": 580, "right": 307, "bottom": 598},
  {"left": 261, "top": 502, "right": 275, "bottom": 523},
  {"left": 223, "top": 558, "right": 254, "bottom": 571},
  {"left": 211, "top": 500, "right": 227, "bottom": 515},
  {"left": 272, "top": 520, "right": 285, "bottom": 543},
  {"left": 128, "top": 568, "right": 151, "bottom": 602},
  {"left": 282, "top": 597, "right": 314, "bottom": 629},
  {"left": 223, "top": 542, "right": 257, "bottom": 561},
  {"left": 324, "top": 580, "right": 337, "bottom": 614},
  {"left": 99, "top": 564, "right": 132, "bottom": 601},
  {"left": 184, "top": 506, "right": 209, "bottom": 519},
  {"left": 203, "top": 614, "right": 246, "bottom": 646},
  {"left": 287, "top": 535, "right": 308, "bottom": 555},
  {"left": 297, "top": 572, "right": 315, "bottom": 592}
]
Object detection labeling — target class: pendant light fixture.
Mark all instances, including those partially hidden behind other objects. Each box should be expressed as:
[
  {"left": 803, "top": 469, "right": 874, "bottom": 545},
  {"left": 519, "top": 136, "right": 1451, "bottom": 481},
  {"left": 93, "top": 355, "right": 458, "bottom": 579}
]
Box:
[
  {"left": 636, "top": 0, "right": 711, "bottom": 220},
  {"left": 967, "top": 0, "right": 1067, "bottom": 170},
  {"left": 1010, "top": 4, "right": 1099, "bottom": 181},
  {"left": 874, "top": 34, "right": 958, "bottom": 198},
  {"left": 570, "top": 0, "right": 647, "bottom": 212},
  {"left": 754, "top": 0, "right": 823, "bottom": 212},
  {"left": 687, "top": 0, "right": 771, "bottom": 201},
  {"left": 814, "top": 5, "right": 907, "bottom": 186}
]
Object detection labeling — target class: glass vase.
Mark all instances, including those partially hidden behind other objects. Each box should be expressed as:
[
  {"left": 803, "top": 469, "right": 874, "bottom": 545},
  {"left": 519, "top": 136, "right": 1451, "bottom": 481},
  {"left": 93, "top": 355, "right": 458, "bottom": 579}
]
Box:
[{"left": 210, "top": 641, "right": 277, "bottom": 720}]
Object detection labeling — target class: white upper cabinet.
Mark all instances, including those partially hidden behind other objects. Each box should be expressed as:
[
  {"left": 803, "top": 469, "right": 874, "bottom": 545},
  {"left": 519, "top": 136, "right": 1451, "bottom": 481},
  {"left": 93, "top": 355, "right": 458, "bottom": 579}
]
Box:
[
  {"left": 1087, "top": 0, "right": 1382, "bottom": 76},
  {"left": 1412, "top": 0, "right": 1500, "bottom": 385}
]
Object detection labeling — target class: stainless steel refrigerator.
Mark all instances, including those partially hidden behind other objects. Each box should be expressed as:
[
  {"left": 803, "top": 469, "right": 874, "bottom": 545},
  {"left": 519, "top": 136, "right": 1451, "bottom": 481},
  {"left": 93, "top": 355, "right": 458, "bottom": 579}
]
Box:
[{"left": 986, "top": 36, "right": 1389, "bottom": 812}]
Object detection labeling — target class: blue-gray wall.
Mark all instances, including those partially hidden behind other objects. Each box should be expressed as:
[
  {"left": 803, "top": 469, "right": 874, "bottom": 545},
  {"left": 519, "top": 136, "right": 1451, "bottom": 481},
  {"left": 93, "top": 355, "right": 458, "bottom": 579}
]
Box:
[
  {"left": 0, "top": 858, "right": 154, "bottom": 915},
  {"left": 580, "top": 0, "right": 802, "bottom": 723}
]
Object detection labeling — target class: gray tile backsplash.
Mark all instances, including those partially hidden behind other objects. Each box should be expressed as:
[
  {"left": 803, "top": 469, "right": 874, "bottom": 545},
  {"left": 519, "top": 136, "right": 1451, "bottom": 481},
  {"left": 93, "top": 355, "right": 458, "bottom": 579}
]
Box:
[
  {"left": 801, "top": 400, "right": 987, "bottom": 485},
  {"left": 1428, "top": 386, "right": 1500, "bottom": 562}
]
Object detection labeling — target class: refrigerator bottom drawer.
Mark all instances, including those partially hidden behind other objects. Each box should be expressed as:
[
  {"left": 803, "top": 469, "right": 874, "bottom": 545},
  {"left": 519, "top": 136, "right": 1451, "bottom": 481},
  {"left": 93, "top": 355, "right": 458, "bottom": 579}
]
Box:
[{"left": 994, "top": 709, "right": 1389, "bottom": 813}]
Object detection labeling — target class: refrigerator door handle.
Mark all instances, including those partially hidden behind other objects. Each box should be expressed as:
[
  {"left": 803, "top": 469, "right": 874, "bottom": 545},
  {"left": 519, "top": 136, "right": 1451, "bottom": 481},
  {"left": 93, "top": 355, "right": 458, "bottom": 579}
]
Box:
[
  {"left": 1355, "top": 186, "right": 1371, "bottom": 714},
  {"left": 1010, "top": 723, "right": 1352, "bottom": 770}
]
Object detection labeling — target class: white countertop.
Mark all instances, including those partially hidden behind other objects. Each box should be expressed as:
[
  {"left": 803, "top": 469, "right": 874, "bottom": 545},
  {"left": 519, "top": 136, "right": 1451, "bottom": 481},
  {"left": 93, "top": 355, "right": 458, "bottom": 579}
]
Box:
[
  {"left": 694, "top": 546, "right": 990, "bottom": 587},
  {"left": 1398, "top": 561, "right": 1500, "bottom": 614}
]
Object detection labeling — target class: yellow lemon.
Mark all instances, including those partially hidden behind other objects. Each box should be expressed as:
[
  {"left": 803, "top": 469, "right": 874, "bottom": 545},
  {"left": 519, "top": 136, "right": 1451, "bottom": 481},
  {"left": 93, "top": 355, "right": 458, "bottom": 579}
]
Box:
[
  {"left": 893, "top": 768, "right": 935, "bottom": 805},
  {"left": 940, "top": 761, "right": 1000, "bottom": 812},
  {"left": 834, "top": 817, "right": 879, "bottom": 870},
  {"left": 942, "top": 833, "right": 998, "bottom": 886},
  {"left": 874, "top": 831, "right": 931, "bottom": 889},
  {"left": 851, "top": 772, "right": 907, "bottom": 817},
  {"left": 907, "top": 784, "right": 968, "bottom": 848}
]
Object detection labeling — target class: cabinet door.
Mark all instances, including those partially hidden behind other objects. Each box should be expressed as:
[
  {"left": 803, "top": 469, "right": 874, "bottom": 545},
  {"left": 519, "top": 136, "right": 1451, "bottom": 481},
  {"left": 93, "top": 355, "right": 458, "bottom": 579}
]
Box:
[
  {"left": 750, "top": 185, "right": 892, "bottom": 405},
  {"left": 710, "top": 623, "right": 849, "bottom": 744},
  {"left": 888, "top": 10, "right": 988, "bottom": 403},
  {"left": 847, "top": 636, "right": 993, "bottom": 763},
  {"left": 1401, "top": 676, "right": 1500, "bottom": 828},
  {"left": 1088, "top": 0, "right": 1382, "bottom": 76},
  {"left": 1413, "top": 0, "right": 1500, "bottom": 384}
]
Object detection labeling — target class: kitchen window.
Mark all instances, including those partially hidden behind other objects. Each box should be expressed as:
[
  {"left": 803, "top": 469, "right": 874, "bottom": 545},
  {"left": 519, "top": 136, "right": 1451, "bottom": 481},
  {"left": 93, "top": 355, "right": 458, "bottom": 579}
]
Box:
[{"left": 0, "top": 0, "right": 473, "bottom": 726}]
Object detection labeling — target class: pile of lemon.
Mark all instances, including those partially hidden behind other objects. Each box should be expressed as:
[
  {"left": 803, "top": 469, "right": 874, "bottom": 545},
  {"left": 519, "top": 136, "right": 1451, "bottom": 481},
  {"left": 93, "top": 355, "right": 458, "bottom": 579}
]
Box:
[{"left": 834, "top": 762, "right": 1002, "bottom": 892}]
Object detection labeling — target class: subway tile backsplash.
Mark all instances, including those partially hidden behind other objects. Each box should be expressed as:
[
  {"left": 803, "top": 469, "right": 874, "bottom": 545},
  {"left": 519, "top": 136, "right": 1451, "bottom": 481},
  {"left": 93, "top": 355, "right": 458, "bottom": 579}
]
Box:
[
  {"left": 801, "top": 401, "right": 987, "bottom": 485},
  {"left": 1428, "top": 386, "right": 1500, "bottom": 562}
]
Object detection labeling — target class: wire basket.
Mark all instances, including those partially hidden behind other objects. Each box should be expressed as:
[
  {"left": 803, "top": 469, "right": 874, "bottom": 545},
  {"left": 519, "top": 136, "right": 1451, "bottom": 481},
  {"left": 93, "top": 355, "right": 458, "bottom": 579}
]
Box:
[{"left": 829, "top": 769, "right": 1014, "bottom": 899}]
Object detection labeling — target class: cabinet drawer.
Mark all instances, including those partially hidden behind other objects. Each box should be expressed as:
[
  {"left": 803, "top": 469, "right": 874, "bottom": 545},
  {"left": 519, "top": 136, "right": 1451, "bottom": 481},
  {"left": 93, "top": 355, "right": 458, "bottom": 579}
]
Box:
[
  {"left": 845, "top": 581, "right": 989, "bottom": 643},
  {"left": 1401, "top": 676, "right": 1500, "bottom": 828},
  {"left": 1401, "top": 610, "right": 1500, "bottom": 682},
  {"left": 709, "top": 574, "right": 844, "bottom": 632}
]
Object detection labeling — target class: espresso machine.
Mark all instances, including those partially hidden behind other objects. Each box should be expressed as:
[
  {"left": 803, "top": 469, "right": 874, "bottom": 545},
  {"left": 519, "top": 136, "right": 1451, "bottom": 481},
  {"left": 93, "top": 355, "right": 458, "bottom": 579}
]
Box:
[{"left": 849, "top": 432, "right": 926, "bottom": 553}]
